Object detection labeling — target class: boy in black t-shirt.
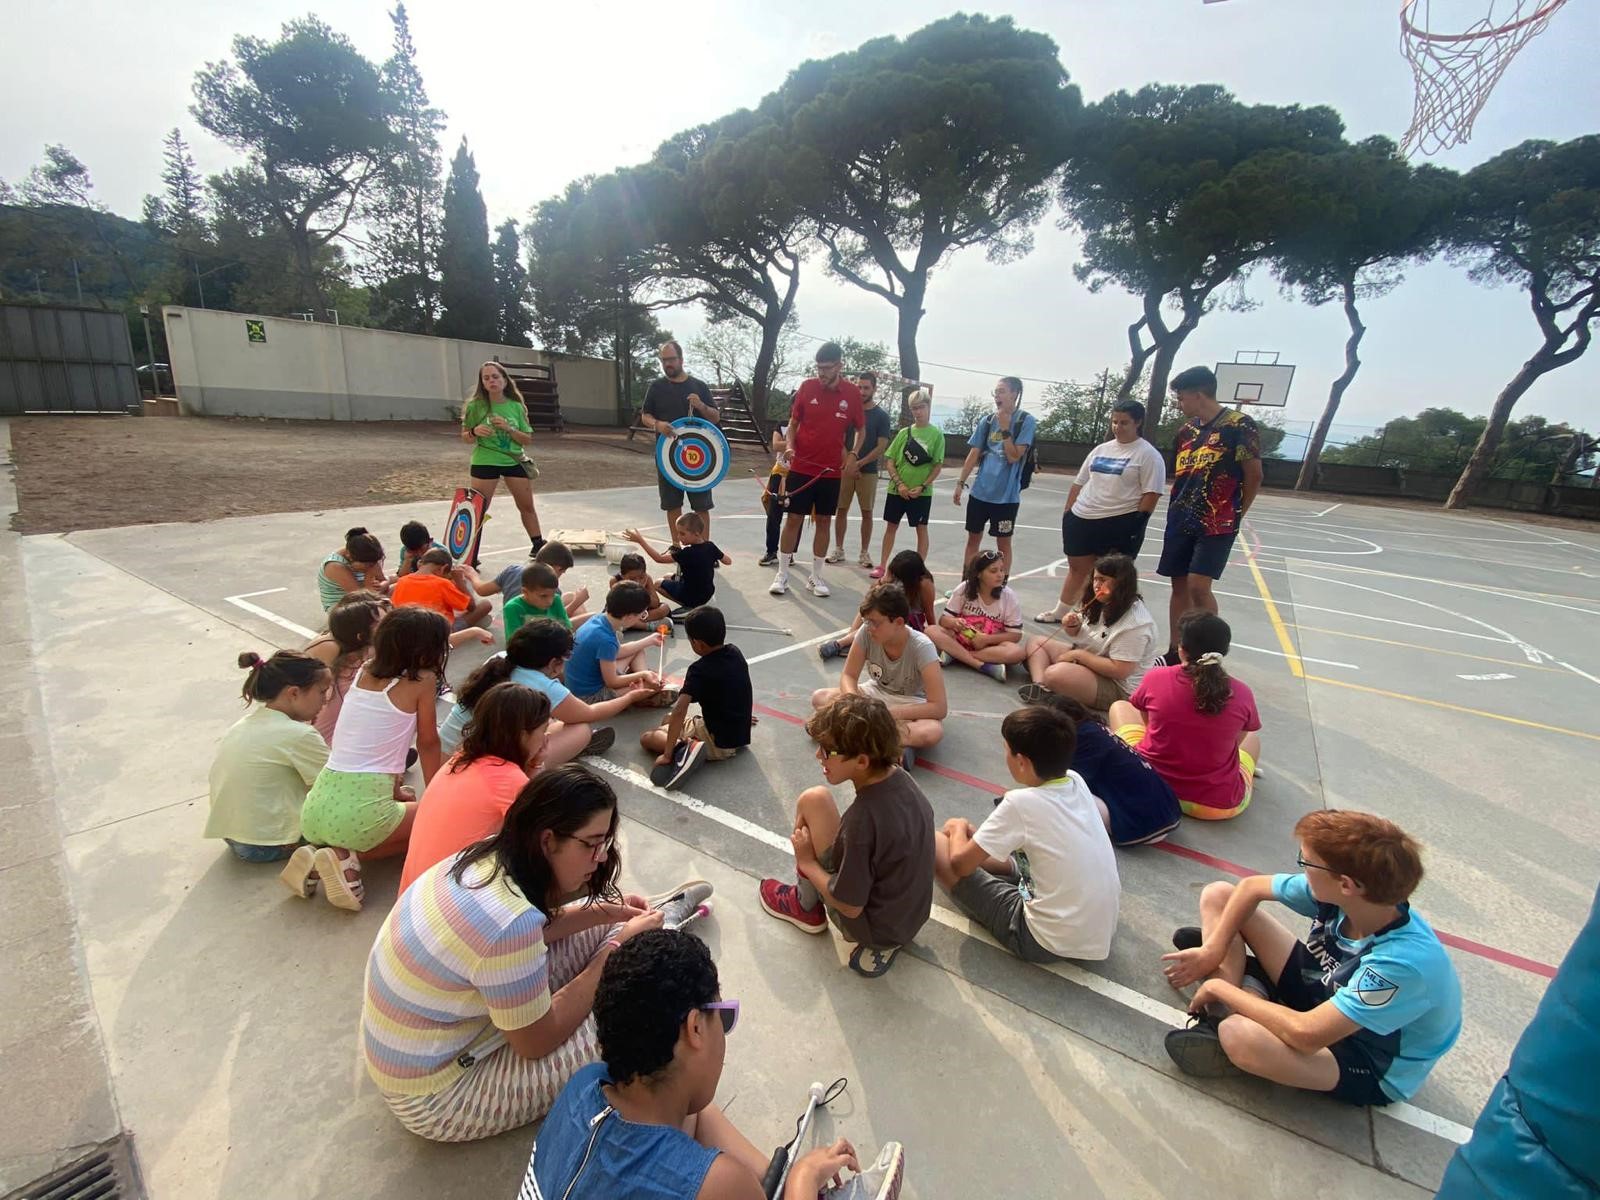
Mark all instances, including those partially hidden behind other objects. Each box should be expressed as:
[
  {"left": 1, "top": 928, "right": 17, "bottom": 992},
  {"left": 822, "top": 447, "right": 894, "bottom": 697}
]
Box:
[
  {"left": 641, "top": 606, "right": 753, "bottom": 790},
  {"left": 625, "top": 515, "right": 730, "bottom": 612}
]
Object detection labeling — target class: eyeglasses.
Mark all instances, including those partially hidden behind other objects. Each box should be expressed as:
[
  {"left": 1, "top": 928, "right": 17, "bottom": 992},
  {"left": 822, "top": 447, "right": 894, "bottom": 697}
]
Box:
[
  {"left": 814, "top": 745, "right": 847, "bottom": 760},
  {"left": 570, "top": 834, "right": 615, "bottom": 860},
  {"left": 1296, "top": 853, "right": 1337, "bottom": 876},
  {"left": 697, "top": 1000, "right": 740, "bottom": 1035}
]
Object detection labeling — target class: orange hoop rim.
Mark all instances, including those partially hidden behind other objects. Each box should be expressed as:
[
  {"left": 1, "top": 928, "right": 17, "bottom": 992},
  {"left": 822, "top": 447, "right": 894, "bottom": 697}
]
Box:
[{"left": 1400, "top": 0, "right": 1569, "bottom": 43}]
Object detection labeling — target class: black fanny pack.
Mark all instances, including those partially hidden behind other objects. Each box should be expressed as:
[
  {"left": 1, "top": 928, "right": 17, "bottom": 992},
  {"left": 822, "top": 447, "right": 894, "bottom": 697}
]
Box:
[{"left": 900, "top": 433, "right": 932, "bottom": 467}]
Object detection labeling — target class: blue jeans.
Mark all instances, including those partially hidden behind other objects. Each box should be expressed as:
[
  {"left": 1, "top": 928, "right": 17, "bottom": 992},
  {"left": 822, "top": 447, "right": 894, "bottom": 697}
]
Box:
[{"left": 225, "top": 839, "right": 296, "bottom": 863}]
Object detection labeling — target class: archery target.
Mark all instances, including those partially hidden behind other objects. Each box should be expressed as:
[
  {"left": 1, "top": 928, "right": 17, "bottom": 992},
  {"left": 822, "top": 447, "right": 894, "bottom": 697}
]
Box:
[
  {"left": 445, "top": 488, "right": 486, "bottom": 564},
  {"left": 657, "top": 417, "right": 730, "bottom": 493}
]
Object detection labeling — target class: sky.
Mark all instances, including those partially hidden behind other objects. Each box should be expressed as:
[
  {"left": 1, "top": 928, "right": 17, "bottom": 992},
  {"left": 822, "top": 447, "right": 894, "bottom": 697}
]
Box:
[{"left": 2, "top": 0, "right": 1596, "bottom": 434}]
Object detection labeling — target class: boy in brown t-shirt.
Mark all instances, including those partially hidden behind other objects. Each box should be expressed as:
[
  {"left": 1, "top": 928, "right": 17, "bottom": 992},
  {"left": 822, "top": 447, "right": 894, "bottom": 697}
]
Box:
[{"left": 759, "top": 693, "right": 935, "bottom": 978}]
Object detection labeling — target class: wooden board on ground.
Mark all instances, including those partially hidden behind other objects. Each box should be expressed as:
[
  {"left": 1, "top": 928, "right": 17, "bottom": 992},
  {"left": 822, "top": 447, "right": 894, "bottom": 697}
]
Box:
[{"left": 550, "top": 528, "right": 611, "bottom": 554}]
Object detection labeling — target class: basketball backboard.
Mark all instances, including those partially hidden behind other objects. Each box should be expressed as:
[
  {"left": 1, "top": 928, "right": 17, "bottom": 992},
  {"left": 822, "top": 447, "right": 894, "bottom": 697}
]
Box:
[{"left": 1215, "top": 353, "right": 1295, "bottom": 408}]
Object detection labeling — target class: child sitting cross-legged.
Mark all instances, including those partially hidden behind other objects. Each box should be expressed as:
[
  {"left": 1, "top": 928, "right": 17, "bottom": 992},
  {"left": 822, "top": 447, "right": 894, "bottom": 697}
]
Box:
[
  {"left": 439, "top": 619, "right": 659, "bottom": 763},
  {"left": 811, "top": 582, "right": 946, "bottom": 772},
  {"left": 492, "top": 541, "right": 592, "bottom": 621},
  {"left": 1019, "top": 552, "right": 1160, "bottom": 714},
  {"left": 391, "top": 548, "right": 493, "bottom": 630},
  {"left": 523, "top": 929, "right": 905, "bottom": 1200},
  {"left": 1108, "top": 610, "right": 1262, "bottom": 821},
  {"left": 611, "top": 552, "right": 672, "bottom": 623},
  {"left": 1160, "top": 809, "right": 1462, "bottom": 1109},
  {"left": 925, "top": 549, "right": 1028, "bottom": 682},
  {"left": 817, "top": 549, "right": 937, "bottom": 663},
  {"left": 565, "top": 580, "right": 674, "bottom": 707},
  {"left": 935, "top": 705, "right": 1120, "bottom": 964},
  {"left": 640, "top": 606, "right": 753, "bottom": 791},
  {"left": 1037, "top": 695, "right": 1181, "bottom": 848},
  {"left": 503, "top": 562, "right": 574, "bottom": 640},
  {"left": 760, "top": 694, "right": 935, "bottom": 979},
  {"left": 625, "top": 514, "right": 730, "bottom": 613},
  {"left": 398, "top": 682, "right": 550, "bottom": 894},
  {"left": 205, "top": 651, "right": 332, "bottom": 865}
]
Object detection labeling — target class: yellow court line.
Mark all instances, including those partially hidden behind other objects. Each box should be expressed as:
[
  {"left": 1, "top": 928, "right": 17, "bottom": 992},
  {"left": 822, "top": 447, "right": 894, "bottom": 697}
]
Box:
[
  {"left": 1293, "top": 625, "right": 1566, "bottom": 675},
  {"left": 1303, "top": 675, "right": 1600, "bottom": 744},
  {"left": 1242, "top": 527, "right": 1303, "bottom": 678}
]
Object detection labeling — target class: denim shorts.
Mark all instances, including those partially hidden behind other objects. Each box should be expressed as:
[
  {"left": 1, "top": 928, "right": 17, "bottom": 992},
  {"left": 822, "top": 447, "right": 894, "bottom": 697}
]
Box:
[{"left": 225, "top": 839, "right": 296, "bottom": 863}]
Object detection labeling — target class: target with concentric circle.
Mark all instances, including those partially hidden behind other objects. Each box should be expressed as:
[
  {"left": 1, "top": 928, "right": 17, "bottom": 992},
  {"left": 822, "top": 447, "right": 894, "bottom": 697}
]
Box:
[{"left": 656, "top": 417, "right": 731, "bottom": 493}]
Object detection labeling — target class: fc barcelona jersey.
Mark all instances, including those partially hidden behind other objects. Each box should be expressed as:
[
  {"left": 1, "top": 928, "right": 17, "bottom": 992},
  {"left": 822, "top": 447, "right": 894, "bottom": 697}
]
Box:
[{"left": 1168, "top": 409, "right": 1260, "bottom": 536}]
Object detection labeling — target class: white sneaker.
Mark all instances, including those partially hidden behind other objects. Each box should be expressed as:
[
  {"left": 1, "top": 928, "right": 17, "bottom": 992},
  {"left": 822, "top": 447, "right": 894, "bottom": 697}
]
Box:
[
  {"left": 822, "top": 1142, "right": 905, "bottom": 1200},
  {"left": 769, "top": 571, "right": 790, "bottom": 595},
  {"left": 807, "top": 574, "right": 831, "bottom": 597},
  {"left": 825, "top": 547, "right": 845, "bottom": 564}
]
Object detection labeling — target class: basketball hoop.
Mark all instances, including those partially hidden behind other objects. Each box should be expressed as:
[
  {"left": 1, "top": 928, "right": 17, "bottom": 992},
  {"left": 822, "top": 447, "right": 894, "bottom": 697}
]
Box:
[{"left": 1399, "top": 0, "right": 1571, "bottom": 156}]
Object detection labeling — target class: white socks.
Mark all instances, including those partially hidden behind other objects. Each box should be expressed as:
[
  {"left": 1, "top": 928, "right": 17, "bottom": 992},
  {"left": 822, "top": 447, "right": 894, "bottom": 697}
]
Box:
[{"left": 812, "top": 556, "right": 826, "bottom": 579}]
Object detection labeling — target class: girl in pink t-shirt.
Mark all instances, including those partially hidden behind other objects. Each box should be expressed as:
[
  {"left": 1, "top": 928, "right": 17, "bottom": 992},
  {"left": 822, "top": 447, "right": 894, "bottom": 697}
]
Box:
[
  {"left": 398, "top": 681, "right": 551, "bottom": 893},
  {"left": 1107, "top": 611, "right": 1262, "bottom": 820}
]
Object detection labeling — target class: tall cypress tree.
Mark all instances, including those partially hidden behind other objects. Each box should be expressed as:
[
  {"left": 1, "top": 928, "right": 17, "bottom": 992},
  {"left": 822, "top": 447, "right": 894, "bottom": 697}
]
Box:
[
  {"left": 492, "top": 218, "right": 532, "bottom": 347},
  {"left": 368, "top": 2, "right": 444, "bottom": 333},
  {"left": 437, "top": 138, "right": 497, "bottom": 341}
]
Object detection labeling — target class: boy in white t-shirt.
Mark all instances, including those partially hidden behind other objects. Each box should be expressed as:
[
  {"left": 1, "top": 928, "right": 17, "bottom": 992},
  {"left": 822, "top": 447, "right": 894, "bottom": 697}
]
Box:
[{"left": 934, "top": 704, "right": 1120, "bottom": 962}]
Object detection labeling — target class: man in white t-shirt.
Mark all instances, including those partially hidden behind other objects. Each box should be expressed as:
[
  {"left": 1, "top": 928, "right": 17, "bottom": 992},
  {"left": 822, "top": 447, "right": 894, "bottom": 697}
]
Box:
[
  {"left": 811, "top": 582, "right": 947, "bottom": 771},
  {"left": 935, "top": 705, "right": 1120, "bottom": 962}
]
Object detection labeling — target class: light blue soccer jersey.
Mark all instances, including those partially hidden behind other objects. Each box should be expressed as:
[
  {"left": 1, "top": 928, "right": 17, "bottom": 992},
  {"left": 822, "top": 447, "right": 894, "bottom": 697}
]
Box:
[
  {"left": 1272, "top": 872, "right": 1463, "bottom": 1101},
  {"left": 967, "top": 411, "right": 1036, "bottom": 504}
]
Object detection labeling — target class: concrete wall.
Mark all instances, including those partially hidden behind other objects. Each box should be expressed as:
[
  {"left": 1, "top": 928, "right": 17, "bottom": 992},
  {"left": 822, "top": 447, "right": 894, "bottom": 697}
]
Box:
[{"left": 161, "top": 306, "right": 619, "bottom": 425}]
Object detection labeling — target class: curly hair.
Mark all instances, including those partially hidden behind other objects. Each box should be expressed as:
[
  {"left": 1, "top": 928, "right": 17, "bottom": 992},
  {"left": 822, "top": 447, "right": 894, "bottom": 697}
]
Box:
[
  {"left": 595, "top": 930, "right": 720, "bottom": 1085},
  {"left": 805, "top": 693, "right": 902, "bottom": 769}
]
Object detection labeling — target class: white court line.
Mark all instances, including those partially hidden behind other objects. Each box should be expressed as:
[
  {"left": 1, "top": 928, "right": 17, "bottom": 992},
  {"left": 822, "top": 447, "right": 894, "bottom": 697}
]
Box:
[
  {"left": 1232, "top": 641, "right": 1359, "bottom": 671},
  {"left": 224, "top": 588, "right": 317, "bottom": 639},
  {"left": 592, "top": 753, "right": 1473, "bottom": 1147},
  {"left": 1311, "top": 502, "right": 1341, "bottom": 518},
  {"left": 745, "top": 627, "right": 850, "bottom": 666},
  {"left": 1299, "top": 562, "right": 1600, "bottom": 616}
]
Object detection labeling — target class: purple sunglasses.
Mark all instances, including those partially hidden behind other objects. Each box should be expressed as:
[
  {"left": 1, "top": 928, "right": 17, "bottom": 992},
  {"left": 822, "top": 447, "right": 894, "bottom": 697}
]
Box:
[{"left": 698, "top": 1000, "right": 740, "bottom": 1035}]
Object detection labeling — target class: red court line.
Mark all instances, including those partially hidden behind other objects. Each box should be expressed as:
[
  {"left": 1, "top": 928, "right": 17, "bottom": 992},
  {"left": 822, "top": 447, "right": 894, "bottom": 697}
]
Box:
[{"left": 751, "top": 703, "right": 1559, "bottom": 979}]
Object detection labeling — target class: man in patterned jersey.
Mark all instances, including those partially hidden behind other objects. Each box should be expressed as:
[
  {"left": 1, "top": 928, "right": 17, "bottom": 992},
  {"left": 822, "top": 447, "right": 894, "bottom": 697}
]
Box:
[{"left": 1155, "top": 365, "right": 1262, "bottom": 664}]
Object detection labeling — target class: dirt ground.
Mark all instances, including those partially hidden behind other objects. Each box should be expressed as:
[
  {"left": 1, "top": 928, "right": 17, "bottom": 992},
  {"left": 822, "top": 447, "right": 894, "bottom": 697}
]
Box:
[
  {"left": 9, "top": 414, "right": 1596, "bottom": 536},
  {"left": 7, "top": 417, "right": 769, "bottom": 534}
]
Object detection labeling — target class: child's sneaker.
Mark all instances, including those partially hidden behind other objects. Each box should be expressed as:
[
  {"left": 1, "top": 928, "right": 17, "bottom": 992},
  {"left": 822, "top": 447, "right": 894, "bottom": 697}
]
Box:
[
  {"left": 650, "top": 738, "right": 707, "bottom": 790},
  {"left": 938, "top": 651, "right": 953, "bottom": 667},
  {"left": 639, "top": 686, "right": 680, "bottom": 709},
  {"left": 312, "top": 847, "right": 363, "bottom": 912},
  {"left": 1017, "top": 683, "right": 1050, "bottom": 704},
  {"left": 1164, "top": 1013, "right": 1240, "bottom": 1078},
  {"left": 825, "top": 547, "right": 845, "bottom": 564},
  {"left": 848, "top": 944, "right": 902, "bottom": 978},
  {"left": 758, "top": 878, "right": 826, "bottom": 934},
  {"left": 807, "top": 574, "right": 831, "bottom": 597},
  {"left": 278, "top": 845, "right": 319, "bottom": 899},
  {"left": 759, "top": 551, "right": 779, "bottom": 567},
  {"left": 857, "top": 551, "right": 874, "bottom": 568},
  {"left": 978, "top": 662, "right": 1007, "bottom": 682},
  {"left": 580, "top": 726, "right": 616, "bottom": 757},
  {"left": 650, "top": 879, "right": 715, "bottom": 930},
  {"left": 817, "top": 639, "right": 843, "bottom": 661},
  {"left": 822, "top": 1141, "right": 905, "bottom": 1200}
]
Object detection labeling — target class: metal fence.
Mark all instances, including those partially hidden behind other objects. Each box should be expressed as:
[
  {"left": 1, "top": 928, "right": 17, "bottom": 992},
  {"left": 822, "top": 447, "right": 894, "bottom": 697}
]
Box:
[{"left": 0, "top": 303, "right": 140, "bottom": 415}]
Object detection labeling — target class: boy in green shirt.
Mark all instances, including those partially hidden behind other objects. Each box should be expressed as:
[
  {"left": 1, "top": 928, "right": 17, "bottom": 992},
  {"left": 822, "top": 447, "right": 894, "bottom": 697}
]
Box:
[
  {"left": 873, "top": 389, "right": 945, "bottom": 575},
  {"left": 503, "top": 562, "right": 570, "bottom": 640}
]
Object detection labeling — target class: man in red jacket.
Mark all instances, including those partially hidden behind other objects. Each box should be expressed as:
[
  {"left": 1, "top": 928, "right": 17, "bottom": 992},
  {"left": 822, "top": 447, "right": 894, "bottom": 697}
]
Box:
[{"left": 770, "top": 342, "right": 863, "bottom": 598}]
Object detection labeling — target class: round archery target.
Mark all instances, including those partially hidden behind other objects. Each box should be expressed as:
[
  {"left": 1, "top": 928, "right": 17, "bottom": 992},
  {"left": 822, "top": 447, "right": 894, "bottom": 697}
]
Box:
[
  {"left": 446, "top": 499, "right": 478, "bottom": 561},
  {"left": 657, "top": 417, "right": 731, "bottom": 493}
]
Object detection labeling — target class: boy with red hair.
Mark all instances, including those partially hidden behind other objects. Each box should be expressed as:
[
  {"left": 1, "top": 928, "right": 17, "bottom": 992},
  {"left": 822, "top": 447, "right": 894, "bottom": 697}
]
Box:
[{"left": 1161, "top": 809, "right": 1461, "bottom": 1107}]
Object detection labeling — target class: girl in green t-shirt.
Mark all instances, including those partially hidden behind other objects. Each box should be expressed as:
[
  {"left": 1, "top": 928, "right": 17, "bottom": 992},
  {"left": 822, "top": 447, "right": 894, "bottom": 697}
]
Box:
[
  {"left": 874, "top": 389, "right": 945, "bottom": 574},
  {"left": 460, "top": 362, "right": 544, "bottom": 556}
]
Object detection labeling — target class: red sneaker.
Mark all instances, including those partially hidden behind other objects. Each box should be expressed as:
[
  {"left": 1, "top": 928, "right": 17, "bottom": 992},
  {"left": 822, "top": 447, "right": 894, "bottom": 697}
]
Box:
[{"left": 759, "top": 878, "right": 826, "bottom": 934}]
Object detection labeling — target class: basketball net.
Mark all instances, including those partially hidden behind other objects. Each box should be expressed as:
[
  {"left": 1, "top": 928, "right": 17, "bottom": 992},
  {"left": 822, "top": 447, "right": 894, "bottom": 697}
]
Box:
[{"left": 1400, "top": 0, "right": 1570, "bottom": 156}]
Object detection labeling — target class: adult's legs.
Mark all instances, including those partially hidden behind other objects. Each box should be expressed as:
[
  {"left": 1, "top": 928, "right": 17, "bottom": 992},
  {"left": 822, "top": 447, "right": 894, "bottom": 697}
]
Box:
[
  {"left": 1186, "top": 573, "right": 1219, "bottom": 617},
  {"left": 831, "top": 495, "right": 851, "bottom": 558},
  {"left": 665, "top": 506, "right": 683, "bottom": 543},
  {"left": 502, "top": 475, "right": 543, "bottom": 544},
  {"left": 542, "top": 719, "right": 593, "bottom": 767},
  {"left": 778, "top": 511, "right": 807, "bottom": 556},
  {"left": 1166, "top": 574, "right": 1192, "bottom": 653},
  {"left": 1044, "top": 554, "right": 1097, "bottom": 619},
  {"left": 763, "top": 482, "right": 784, "bottom": 557},
  {"left": 962, "top": 530, "right": 983, "bottom": 573},
  {"left": 856, "top": 486, "right": 874, "bottom": 560},
  {"left": 914, "top": 521, "right": 929, "bottom": 561},
  {"left": 995, "top": 534, "right": 1014, "bottom": 578},
  {"left": 877, "top": 519, "right": 900, "bottom": 572},
  {"left": 810, "top": 514, "right": 830, "bottom": 560}
]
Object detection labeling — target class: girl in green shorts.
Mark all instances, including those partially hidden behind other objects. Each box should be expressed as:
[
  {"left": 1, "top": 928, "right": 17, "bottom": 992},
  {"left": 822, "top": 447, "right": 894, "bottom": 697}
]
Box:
[{"left": 288, "top": 607, "right": 450, "bottom": 911}]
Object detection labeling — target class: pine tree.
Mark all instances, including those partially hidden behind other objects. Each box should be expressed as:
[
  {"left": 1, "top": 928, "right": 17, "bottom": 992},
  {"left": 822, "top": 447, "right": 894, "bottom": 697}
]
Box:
[
  {"left": 492, "top": 218, "right": 532, "bottom": 347},
  {"left": 159, "top": 128, "right": 205, "bottom": 238},
  {"left": 437, "top": 138, "right": 497, "bottom": 341},
  {"left": 368, "top": 2, "right": 444, "bottom": 333}
]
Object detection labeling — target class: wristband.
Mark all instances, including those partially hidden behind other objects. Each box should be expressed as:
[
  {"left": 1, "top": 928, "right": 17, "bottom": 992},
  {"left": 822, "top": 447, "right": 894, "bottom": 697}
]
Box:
[{"left": 604, "top": 937, "right": 622, "bottom": 953}]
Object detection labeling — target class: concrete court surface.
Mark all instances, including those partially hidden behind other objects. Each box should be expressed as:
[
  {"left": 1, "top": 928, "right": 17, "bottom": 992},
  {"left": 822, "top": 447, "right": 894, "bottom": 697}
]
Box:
[{"left": 5, "top": 427, "right": 1599, "bottom": 1196}]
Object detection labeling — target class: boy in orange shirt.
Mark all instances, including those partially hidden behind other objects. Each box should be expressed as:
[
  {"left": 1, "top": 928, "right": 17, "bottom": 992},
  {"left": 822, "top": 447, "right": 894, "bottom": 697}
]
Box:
[{"left": 391, "top": 548, "right": 491, "bottom": 628}]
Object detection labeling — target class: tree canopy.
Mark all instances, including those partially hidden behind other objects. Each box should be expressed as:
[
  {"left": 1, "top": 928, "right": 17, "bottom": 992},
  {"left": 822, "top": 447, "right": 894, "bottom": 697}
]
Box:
[{"left": 437, "top": 139, "right": 497, "bottom": 341}]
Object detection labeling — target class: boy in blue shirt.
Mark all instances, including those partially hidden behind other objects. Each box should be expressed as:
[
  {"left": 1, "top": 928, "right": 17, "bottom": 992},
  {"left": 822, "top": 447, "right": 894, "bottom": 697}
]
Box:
[
  {"left": 1161, "top": 809, "right": 1461, "bottom": 1106},
  {"left": 565, "top": 580, "right": 673, "bottom": 707}
]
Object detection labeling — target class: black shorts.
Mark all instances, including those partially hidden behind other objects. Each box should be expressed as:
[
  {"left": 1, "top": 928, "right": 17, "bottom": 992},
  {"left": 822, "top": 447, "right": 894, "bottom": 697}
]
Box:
[
  {"left": 470, "top": 462, "right": 528, "bottom": 480},
  {"left": 657, "top": 474, "right": 715, "bottom": 514},
  {"left": 964, "top": 497, "right": 1020, "bottom": 538},
  {"left": 781, "top": 472, "right": 841, "bottom": 517},
  {"left": 883, "top": 492, "right": 933, "bottom": 528},
  {"left": 1062, "top": 510, "right": 1151, "bottom": 559},
  {"left": 1265, "top": 942, "right": 1392, "bottom": 1108},
  {"left": 1156, "top": 525, "right": 1237, "bottom": 580}
]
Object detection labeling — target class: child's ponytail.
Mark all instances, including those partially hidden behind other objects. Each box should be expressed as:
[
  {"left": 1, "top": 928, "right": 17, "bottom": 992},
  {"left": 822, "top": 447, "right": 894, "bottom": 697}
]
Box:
[
  {"left": 343, "top": 527, "right": 384, "bottom": 564},
  {"left": 239, "top": 649, "right": 328, "bottom": 704},
  {"left": 1177, "top": 610, "right": 1234, "bottom": 716}
]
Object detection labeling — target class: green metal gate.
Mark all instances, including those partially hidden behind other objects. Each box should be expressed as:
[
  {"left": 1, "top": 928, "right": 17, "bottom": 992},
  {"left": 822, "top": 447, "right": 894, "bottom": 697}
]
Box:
[{"left": 0, "top": 303, "right": 140, "bottom": 415}]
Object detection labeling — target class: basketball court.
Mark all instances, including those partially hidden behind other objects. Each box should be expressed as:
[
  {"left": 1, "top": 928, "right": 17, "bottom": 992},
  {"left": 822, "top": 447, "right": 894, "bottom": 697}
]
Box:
[{"left": 15, "top": 449, "right": 1598, "bottom": 1195}]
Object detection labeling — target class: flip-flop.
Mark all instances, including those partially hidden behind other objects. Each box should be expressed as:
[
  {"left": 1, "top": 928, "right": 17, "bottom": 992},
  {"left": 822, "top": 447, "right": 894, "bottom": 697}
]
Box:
[{"left": 848, "top": 944, "right": 902, "bottom": 979}]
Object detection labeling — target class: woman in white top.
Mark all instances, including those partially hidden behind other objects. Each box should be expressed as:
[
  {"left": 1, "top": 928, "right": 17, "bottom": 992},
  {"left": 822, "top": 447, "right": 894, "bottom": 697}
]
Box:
[
  {"left": 1021, "top": 553, "right": 1159, "bottom": 712},
  {"left": 1036, "top": 401, "right": 1165, "bottom": 624}
]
